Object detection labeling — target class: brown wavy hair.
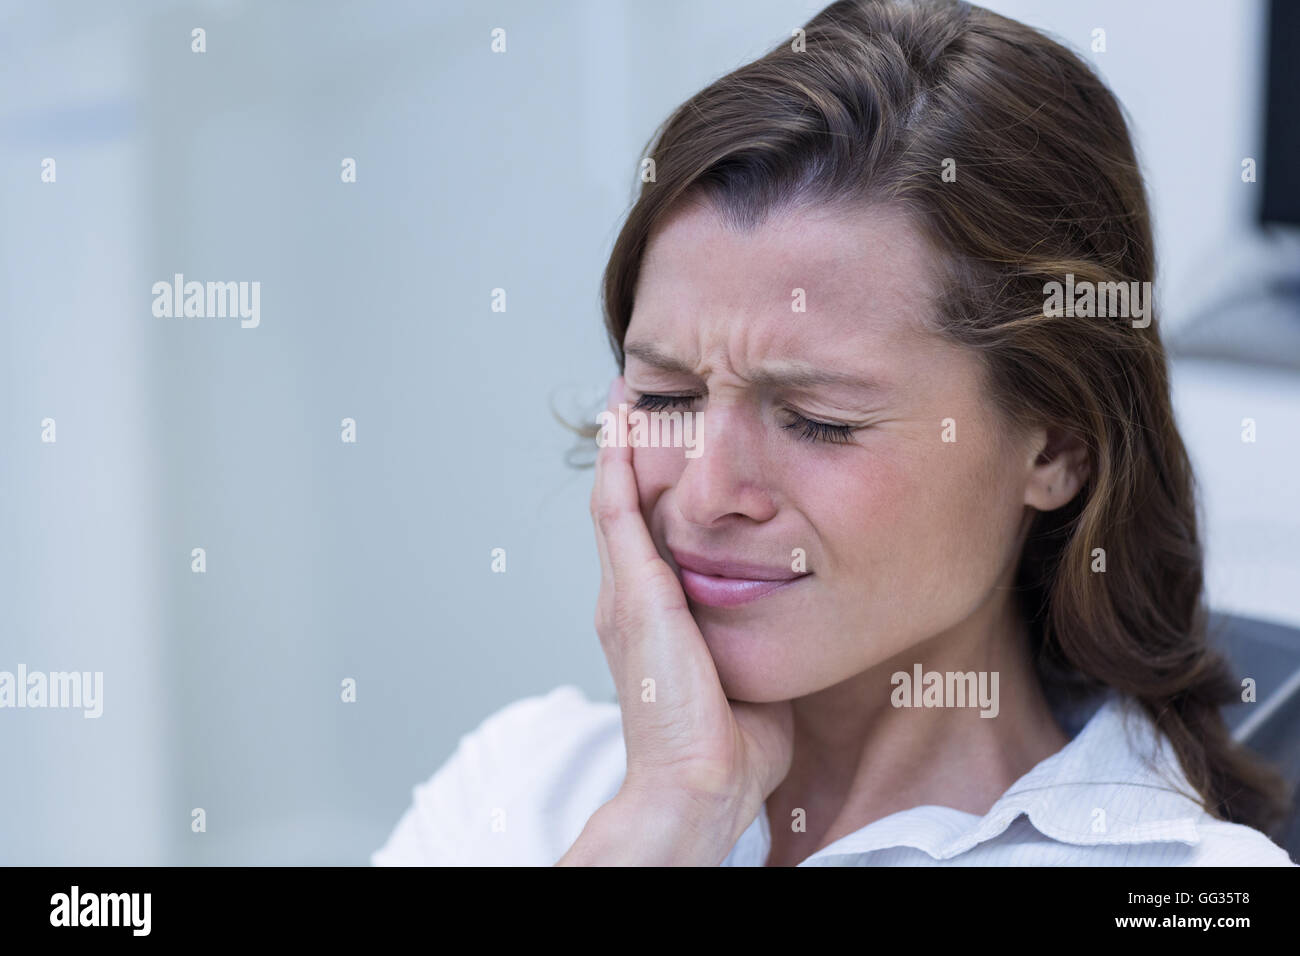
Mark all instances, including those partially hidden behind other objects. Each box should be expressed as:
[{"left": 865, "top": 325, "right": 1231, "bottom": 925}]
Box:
[{"left": 585, "top": 0, "right": 1291, "bottom": 834}]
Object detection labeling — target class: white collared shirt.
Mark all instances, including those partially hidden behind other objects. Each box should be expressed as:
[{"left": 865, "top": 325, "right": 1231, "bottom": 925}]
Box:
[{"left": 371, "top": 684, "right": 1296, "bottom": 866}]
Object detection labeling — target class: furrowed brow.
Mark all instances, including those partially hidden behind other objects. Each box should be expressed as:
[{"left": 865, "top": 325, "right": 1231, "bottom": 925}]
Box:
[
  {"left": 747, "top": 366, "right": 887, "bottom": 392},
  {"left": 623, "top": 342, "right": 696, "bottom": 376},
  {"left": 623, "top": 341, "right": 886, "bottom": 392}
]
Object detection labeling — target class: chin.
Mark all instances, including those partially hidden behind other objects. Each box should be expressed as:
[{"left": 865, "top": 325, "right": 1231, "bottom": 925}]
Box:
[
  {"left": 699, "top": 618, "right": 824, "bottom": 703},
  {"left": 714, "top": 670, "right": 791, "bottom": 704}
]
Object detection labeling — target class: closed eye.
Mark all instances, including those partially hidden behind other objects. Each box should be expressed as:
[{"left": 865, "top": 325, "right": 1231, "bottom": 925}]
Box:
[
  {"left": 630, "top": 393, "right": 858, "bottom": 445},
  {"left": 781, "top": 413, "right": 857, "bottom": 445},
  {"left": 630, "top": 393, "right": 696, "bottom": 412}
]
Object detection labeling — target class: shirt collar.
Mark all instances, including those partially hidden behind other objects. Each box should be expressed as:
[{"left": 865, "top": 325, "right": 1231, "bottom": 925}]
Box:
[{"left": 726, "top": 690, "right": 1209, "bottom": 866}]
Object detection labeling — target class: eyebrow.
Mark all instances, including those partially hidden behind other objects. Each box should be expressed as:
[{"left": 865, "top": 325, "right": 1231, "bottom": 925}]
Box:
[{"left": 623, "top": 341, "right": 889, "bottom": 392}]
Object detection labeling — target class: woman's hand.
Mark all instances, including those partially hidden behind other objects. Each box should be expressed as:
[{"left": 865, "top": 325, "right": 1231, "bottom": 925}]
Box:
[{"left": 557, "top": 376, "right": 794, "bottom": 865}]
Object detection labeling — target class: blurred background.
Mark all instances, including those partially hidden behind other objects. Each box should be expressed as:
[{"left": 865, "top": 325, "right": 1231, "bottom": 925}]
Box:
[{"left": 1, "top": 0, "right": 1296, "bottom": 865}]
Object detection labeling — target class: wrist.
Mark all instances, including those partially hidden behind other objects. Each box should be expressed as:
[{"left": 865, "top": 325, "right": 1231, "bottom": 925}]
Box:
[{"left": 556, "top": 785, "right": 759, "bottom": 866}]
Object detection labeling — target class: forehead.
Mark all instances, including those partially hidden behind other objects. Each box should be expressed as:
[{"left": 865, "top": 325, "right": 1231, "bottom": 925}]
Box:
[{"left": 628, "top": 199, "right": 941, "bottom": 361}]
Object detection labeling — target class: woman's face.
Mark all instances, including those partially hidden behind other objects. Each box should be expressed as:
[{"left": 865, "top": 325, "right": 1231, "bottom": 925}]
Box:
[{"left": 623, "top": 199, "right": 1041, "bottom": 703}]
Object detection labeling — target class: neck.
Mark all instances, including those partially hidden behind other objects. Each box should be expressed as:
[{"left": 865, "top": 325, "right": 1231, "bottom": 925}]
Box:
[{"left": 763, "top": 587, "right": 1068, "bottom": 866}]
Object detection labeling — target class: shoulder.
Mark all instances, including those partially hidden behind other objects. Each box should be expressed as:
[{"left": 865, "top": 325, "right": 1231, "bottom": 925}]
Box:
[
  {"left": 1183, "top": 819, "right": 1296, "bottom": 866},
  {"left": 1110, "top": 695, "right": 1297, "bottom": 866},
  {"left": 370, "top": 685, "right": 624, "bottom": 866},
  {"left": 969, "top": 691, "right": 1297, "bottom": 867}
]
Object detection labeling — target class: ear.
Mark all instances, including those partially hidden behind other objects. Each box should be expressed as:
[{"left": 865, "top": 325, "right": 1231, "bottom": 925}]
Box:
[{"left": 1024, "top": 425, "right": 1090, "bottom": 511}]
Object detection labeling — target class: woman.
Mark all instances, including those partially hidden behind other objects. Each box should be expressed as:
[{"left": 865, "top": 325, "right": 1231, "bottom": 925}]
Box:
[{"left": 374, "top": 0, "right": 1295, "bottom": 865}]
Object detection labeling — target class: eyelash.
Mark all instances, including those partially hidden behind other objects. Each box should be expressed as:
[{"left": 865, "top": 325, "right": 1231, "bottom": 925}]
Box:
[{"left": 630, "top": 393, "right": 857, "bottom": 445}]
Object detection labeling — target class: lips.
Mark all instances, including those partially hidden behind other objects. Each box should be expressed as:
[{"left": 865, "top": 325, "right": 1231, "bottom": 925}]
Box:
[{"left": 668, "top": 548, "right": 810, "bottom": 608}]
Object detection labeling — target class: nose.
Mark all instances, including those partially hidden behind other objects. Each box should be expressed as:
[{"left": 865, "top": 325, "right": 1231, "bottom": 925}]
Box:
[{"left": 672, "top": 399, "right": 779, "bottom": 528}]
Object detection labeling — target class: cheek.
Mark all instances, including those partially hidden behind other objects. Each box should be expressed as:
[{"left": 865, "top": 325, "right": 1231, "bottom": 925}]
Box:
[
  {"left": 803, "top": 452, "right": 912, "bottom": 572},
  {"left": 630, "top": 444, "right": 686, "bottom": 514},
  {"left": 810, "top": 435, "right": 1023, "bottom": 604},
  {"left": 926, "top": 431, "right": 1027, "bottom": 567}
]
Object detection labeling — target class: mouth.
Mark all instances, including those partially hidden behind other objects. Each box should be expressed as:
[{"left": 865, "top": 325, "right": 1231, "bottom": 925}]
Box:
[{"left": 667, "top": 548, "right": 810, "bottom": 609}]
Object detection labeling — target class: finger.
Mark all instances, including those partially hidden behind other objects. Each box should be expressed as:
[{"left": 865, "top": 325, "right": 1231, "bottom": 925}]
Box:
[
  {"left": 592, "top": 486, "right": 614, "bottom": 629},
  {"left": 590, "top": 378, "right": 619, "bottom": 596},
  {"left": 593, "top": 505, "right": 613, "bottom": 592},
  {"left": 593, "top": 376, "right": 662, "bottom": 576},
  {"left": 593, "top": 378, "right": 693, "bottom": 618}
]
